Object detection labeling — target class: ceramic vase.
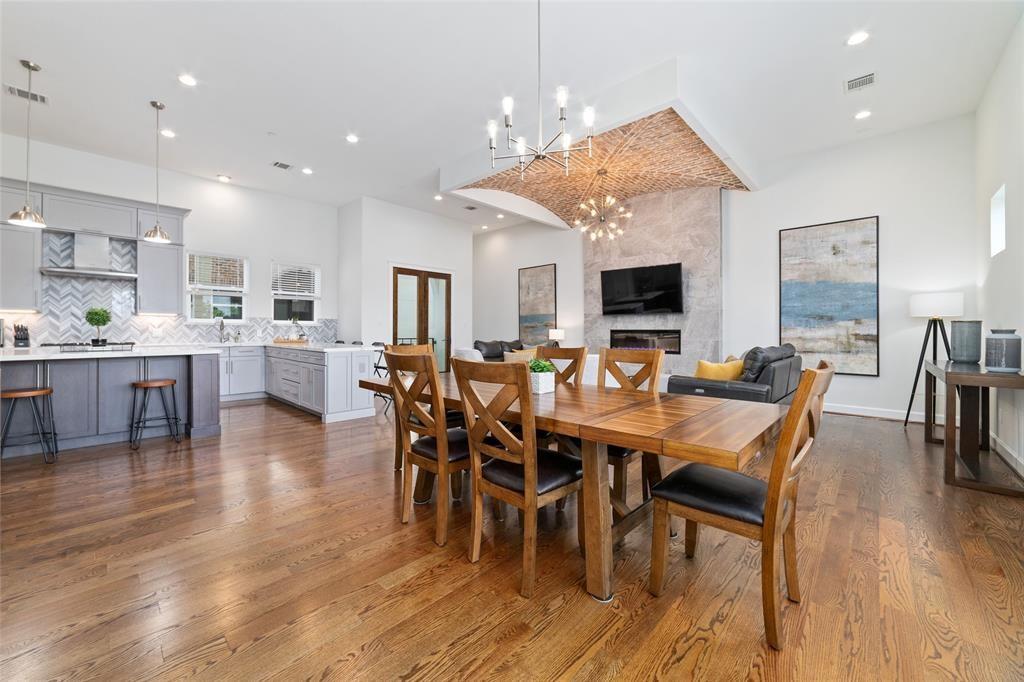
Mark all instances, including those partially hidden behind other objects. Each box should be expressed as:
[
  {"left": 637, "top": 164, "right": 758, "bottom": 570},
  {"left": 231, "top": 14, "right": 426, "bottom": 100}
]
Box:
[
  {"left": 950, "top": 320, "right": 982, "bottom": 363},
  {"left": 985, "top": 329, "right": 1022, "bottom": 373}
]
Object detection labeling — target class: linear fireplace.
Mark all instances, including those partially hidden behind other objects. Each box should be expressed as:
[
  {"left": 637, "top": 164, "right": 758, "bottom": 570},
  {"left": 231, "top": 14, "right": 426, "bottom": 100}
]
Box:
[{"left": 609, "top": 329, "right": 681, "bottom": 355}]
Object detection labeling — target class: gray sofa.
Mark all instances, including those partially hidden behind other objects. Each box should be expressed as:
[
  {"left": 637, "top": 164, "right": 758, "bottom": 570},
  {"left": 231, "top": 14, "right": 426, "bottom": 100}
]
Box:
[{"left": 667, "top": 344, "right": 803, "bottom": 404}]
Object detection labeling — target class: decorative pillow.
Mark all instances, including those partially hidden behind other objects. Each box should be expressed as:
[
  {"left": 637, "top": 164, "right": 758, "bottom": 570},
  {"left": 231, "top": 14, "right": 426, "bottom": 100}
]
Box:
[
  {"left": 474, "top": 340, "right": 504, "bottom": 359},
  {"left": 503, "top": 350, "right": 534, "bottom": 363},
  {"left": 695, "top": 358, "right": 744, "bottom": 381}
]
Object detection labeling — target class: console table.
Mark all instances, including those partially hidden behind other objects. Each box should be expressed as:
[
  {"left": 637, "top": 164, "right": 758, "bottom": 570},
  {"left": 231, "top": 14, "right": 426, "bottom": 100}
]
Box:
[{"left": 924, "top": 360, "right": 1024, "bottom": 497}]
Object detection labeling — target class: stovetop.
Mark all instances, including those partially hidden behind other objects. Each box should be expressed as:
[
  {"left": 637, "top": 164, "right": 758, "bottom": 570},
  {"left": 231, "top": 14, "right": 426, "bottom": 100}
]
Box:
[{"left": 39, "top": 342, "right": 136, "bottom": 353}]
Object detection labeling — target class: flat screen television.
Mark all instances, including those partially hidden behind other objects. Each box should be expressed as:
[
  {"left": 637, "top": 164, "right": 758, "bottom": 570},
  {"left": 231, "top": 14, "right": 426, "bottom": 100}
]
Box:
[{"left": 601, "top": 263, "right": 683, "bottom": 315}]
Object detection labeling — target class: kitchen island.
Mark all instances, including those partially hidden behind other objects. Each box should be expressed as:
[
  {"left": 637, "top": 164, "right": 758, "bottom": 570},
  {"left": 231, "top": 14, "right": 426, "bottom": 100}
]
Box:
[{"left": 0, "top": 346, "right": 220, "bottom": 458}]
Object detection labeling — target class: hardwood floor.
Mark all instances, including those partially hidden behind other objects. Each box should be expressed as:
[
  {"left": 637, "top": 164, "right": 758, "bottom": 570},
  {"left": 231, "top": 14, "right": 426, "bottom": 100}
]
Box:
[{"left": 2, "top": 399, "right": 1023, "bottom": 680}]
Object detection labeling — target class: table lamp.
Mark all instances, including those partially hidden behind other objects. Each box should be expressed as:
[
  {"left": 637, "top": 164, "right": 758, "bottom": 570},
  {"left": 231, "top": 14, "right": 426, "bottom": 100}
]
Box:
[
  {"left": 548, "top": 328, "right": 565, "bottom": 345},
  {"left": 904, "top": 292, "right": 963, "bottom": 426}
]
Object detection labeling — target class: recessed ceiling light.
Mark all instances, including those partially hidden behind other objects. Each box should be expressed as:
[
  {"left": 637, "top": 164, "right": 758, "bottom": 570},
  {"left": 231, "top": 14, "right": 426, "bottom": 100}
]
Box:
[
  {"left": 481, "top": 225, "right": 489, "bottom": 230},
  {"left": 301, "top": 167, "right": 313, "bottom": 175},
  {"left": 160, "top": 128, "right": 176, "bottom": 138},
  {"left": 497, "top": 213, "right": 505, "bottom": 219},
  {"left": 177, "top": 73, "right": 197, "bottom": 87},
  {"left": 434, "top": 194, "right": 443, "bottom": 201},
  {"left": 846, "top": 31, "right": 870, "bottom": 46},
  {"left": 217, "top": 174, "right": 231, "bottom": 183},
  {"left": 345, "top": 133, "right": 359, "bottom": 144},
  {"left": 854, "top": 110, "right": 872, "bottom": 120}
]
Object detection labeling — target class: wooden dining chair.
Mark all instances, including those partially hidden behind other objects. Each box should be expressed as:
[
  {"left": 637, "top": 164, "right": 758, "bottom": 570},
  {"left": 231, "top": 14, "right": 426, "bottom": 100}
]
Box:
[
  {"left": 648, "top": 360, "right": 835, "bottom": 649},
  {"left": 597, "top": 348, "right": 665, "bottom": 510},
  {"left": 452, "top": 358, "right": 585, "bottom": 597},
  {"left": 535, "top": 345, "right": 588, "bottom": 387},
  {"left": 385, "top": 349, "right": 472, "bottom": 546}
]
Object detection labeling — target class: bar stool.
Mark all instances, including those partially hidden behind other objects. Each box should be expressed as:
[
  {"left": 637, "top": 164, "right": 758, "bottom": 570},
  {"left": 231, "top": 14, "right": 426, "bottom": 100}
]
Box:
[
  {"left": 130, "top": 379, "right": 182, "bottom": 450},
  {"left": 0, "top": 387, "right": 58, "bottom": 463}
]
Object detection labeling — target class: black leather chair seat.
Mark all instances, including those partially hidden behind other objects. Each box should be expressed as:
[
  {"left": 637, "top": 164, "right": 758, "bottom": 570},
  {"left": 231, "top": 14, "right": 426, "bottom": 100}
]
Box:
[
  {"left": 410, "top": 409, "right": 464, "bottom": 429},
  {"left": 482, "top": 449, "right": 583, "bottom": 495},
  {"left": 411, "top": 428, "right": 471, "bottom": 462},
  {"left": 651, "top": 463, "right": 767, "bottom": 526}
]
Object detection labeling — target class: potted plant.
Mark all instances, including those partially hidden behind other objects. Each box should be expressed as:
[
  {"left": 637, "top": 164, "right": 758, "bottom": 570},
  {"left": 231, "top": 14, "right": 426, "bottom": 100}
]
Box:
[
  {"left": 84, "top": 307, "right": 112, "bottom": 346},
  {"left": 528, "top": 358, "right": 556, "bottom": 394}
]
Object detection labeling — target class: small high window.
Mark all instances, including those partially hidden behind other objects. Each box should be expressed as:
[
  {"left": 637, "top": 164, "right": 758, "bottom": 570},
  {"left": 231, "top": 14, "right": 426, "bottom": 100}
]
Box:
[
  {"left": 991, "top": 184, "right": 1006, "bottom": 258},
  {"left": 272, "top": 262, "right": 321, "bottom": 322},
  {"left": 187, "top": 253, "right": 247, "bottom": 321}
]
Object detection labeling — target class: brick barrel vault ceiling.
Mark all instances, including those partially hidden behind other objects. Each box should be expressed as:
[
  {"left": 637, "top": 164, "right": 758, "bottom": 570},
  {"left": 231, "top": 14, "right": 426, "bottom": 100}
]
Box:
[{"left": 464, "top": 108, "right": 748, "bottom": 226}]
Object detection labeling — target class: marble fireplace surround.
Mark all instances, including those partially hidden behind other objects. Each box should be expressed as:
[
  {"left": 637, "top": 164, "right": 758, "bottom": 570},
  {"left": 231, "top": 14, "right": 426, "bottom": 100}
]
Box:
[{"left": 583, "top": 186, "right": 722, "bottom": 375}]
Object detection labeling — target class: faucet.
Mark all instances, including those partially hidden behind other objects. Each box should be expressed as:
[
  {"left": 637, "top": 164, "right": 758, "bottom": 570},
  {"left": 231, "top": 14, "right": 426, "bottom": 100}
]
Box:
[
  {"left": 218, "top": 317, "right": 230, "bottom": 343},
  {"left": 292, "top": 317, "right": 307, "bottom": 341}
]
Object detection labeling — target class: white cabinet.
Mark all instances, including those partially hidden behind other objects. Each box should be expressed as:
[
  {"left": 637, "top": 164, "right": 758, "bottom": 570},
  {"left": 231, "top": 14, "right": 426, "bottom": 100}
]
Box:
[
  {"left": 0, "top": 225, "right": 42, "bottom": 311},
  {"left": 349, "top": 351, "right": 373, "bottom": 411},
  {"left": 137, "top": 243, "right": 183, "bottom": 315},
  {"left": 41, "top": 194, "right": 137, "bottom": 238},
  {"left": 220, "top": 346, "right": 265, "bottom": 398}
]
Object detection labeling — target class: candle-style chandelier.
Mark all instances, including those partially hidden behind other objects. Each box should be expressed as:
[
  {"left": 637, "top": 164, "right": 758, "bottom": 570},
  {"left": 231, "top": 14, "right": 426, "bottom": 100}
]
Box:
[
  {"left": 574, "top": 169, "right": 632, "bottom": 241},
  {"left": 486, "top": 0, "right": 595, "bottom": 178}
]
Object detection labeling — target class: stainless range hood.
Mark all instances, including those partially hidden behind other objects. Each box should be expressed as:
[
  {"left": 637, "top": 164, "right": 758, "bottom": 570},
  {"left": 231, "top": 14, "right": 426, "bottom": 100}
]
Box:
[{"left": 39, "top": 234, "right": 138, "bottom": 280}]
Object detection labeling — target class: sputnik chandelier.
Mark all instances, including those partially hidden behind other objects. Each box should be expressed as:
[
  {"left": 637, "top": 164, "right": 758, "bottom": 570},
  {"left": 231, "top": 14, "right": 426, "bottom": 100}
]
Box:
[
  {"left": 574, "top": 169, "right": 632, "bottom": 241},
  {"left": 486, "top": 0, "right": 595, "bottom": 178}
]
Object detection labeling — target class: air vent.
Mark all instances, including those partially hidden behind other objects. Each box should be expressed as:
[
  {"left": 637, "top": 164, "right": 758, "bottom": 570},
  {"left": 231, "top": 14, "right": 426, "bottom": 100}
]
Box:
[
  {"left": 271, "top": 161, "right": 293, "bottom": 170},
  {"left": 463, "top": 205, "right": 478, "bottom": 211},
  {"left": 846, "top": 73, "right": 875, "bottom": 93},
  {"left": 4, "top": 84, "right": 48, "bottom": 105}
]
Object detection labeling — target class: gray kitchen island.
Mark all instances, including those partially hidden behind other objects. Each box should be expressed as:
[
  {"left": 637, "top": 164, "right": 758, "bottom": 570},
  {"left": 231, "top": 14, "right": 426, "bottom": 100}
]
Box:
[{"left": 0, "top": 346, "right": 220, "bottom": 458}]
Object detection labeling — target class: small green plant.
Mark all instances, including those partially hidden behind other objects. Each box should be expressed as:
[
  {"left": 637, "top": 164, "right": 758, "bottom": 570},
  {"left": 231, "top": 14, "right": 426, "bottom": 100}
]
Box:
[
  {"left": 84, "top": 307, "right": 112, "bottom": 340},
  {"left": 528, "top": 358, "right": 556, "bottom": 373}
]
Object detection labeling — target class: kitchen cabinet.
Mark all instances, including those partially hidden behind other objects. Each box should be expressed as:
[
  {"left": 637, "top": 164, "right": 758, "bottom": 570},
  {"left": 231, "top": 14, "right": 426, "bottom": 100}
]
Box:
[
  {"left": 265, "top": 351, "right": 325, "bottom": 413},
  {"left": 137, "top": 242, "right": 183, "bottom": 315},
  {"left": 41, "top": 193, "right": 136, "bottom": 238},
  {"left": 1, "top": 186, "right": 42, "bottom": 218},
  {"left": 219, "top": 355, "right": 230, "bottom": 397},
  {"left": 137, "top": 209, "right": 184, "bottom": 245},
  {"left": 47, "top": 360, "right": 99, "bottom": 441},
  {"left": 349, "top": 351, "right": 373, "bottom": 411},
  {"left": 221, "top": 347, "right": 265, "bottom": 397},
  {"left": 0, "top": 225, "right": 42, "bottom": 311}
]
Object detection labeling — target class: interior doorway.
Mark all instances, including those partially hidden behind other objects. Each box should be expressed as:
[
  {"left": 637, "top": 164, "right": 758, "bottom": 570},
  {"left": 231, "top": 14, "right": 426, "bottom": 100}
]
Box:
[{"left": 392, "top": 267, "right": 452, "bottom": 371}]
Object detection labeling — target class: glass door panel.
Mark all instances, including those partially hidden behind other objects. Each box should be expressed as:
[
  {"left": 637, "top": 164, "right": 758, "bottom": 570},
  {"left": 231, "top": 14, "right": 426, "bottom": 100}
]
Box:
[
  {"left": 395, "top": 273, "right": 420, "bottom": 346},
  {"left": 427, "top": 276, "right": 448, "bottom": 371},
  {"left": 392, "top": 267, "right": 452, "bottom": 371}
]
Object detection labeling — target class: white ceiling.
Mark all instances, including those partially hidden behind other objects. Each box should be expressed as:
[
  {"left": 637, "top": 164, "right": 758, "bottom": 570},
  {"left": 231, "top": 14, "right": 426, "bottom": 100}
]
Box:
[{"left": 1, "top": 1, "right": 1020, "bottom": 227}]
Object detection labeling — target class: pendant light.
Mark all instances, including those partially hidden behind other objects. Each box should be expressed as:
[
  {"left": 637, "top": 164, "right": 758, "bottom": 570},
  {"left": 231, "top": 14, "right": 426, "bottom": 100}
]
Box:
[
  {"left": 7, "top": 60, "right": 46, "bottom": 228},
  {"left": 143, "top": 100, "right": 171, "bottom": 244}
]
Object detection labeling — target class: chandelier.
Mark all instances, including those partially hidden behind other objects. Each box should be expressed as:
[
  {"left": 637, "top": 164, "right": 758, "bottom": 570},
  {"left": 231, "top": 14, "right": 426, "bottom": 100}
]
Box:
[
  {"left": 574, "top": 170, "right": 632, "bottom": 241},
  {"left": 486, "top": 0, "right": 594, "bottom": 178}
]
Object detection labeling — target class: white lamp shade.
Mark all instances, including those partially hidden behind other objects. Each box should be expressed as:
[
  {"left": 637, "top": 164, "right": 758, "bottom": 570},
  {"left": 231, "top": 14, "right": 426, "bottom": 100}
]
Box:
[
  {"left": 909, "top": 292, "right": 963, "bottom": 318},
  {"left": 548, "top": 328, "right": 565, "bottom": 341}
]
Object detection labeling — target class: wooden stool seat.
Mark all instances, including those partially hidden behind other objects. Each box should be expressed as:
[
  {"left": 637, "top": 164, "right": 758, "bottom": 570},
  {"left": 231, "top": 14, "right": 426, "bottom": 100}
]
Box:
[
  {"left": 132, "top": 378, "right": 176, "bottom": 389},
  {"left": 1, "top": 387, "right": 54, "bottom": 400}
]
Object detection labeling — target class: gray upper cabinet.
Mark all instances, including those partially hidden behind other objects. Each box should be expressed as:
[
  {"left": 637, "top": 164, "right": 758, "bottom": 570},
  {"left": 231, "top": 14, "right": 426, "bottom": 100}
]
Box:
[
  {"left": 0, "top": 225, "right": 42, "bottom": 311},
  {"left": 137, "top": 242, "right": 183, "bottom": 315},
  {"left": 137, "top": 209, "right": 183, "bottom": 245},
  {"left": 1, "top": 186, "right": 42, "bottom": 219},
  {"left": 41, "top": 194, "right": 137, "bottom": 238}
]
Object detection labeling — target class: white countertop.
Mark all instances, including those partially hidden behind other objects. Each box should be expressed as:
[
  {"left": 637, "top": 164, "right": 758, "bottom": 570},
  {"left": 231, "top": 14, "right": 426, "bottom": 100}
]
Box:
[{"left": 0, "top": 342, "right": 376, "bottom": 362}]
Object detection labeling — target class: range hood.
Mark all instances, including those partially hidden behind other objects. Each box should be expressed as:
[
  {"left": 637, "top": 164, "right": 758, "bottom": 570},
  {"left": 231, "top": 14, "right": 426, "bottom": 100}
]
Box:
[{"left": 39, "top": 234, "right": 138, "bottom": 280}]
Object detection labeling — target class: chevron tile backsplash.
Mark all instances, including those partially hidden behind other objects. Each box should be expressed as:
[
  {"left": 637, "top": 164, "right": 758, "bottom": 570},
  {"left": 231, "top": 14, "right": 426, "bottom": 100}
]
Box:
[{"left": 5, "top": 230, "right": 339, "bottom": 345}]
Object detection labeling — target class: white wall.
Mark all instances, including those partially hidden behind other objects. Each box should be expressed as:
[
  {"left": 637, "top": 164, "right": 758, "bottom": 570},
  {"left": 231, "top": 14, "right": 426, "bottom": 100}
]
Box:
[
  {"left": 473, "top": 222, "right": 585, "bottom": 346},
  {"left": 1, "top": 134, "right": 340, "bottom": 320},
  {"left": 723, "top": 115, "right": 978, "bottom": 420},
  {"left": 976, "top": 16, "right": 1024, "bottom": 470},
  {"left": 339, "top": 197, "right": 475, "bottom": 350},
  {"left": 337, "top": 199, "right": 363, "bottom": 340}
]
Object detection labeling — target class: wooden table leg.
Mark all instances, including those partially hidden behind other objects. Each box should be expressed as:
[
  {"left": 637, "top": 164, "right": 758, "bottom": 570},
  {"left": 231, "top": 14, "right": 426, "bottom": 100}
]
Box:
[
  {"left": 944, "top": 384, "right": 957, "bottom": 484},
  {"left": 959, "top": 386, "right": 980, "bottom": 477},
  {"left": 581, "top": 439, "right": 613, "bottom": 602},
  {"left": 981, "top": 387, "right": 990, "bottom": 451},
  {"left": 924, "top": 371, "right": 942, "bottom": 444},
  {"left": 393, "top": 418, "right": 403, "bottom": 471},
  {"left": 414, "top": 470, "right": 435, "bottom": 504}
]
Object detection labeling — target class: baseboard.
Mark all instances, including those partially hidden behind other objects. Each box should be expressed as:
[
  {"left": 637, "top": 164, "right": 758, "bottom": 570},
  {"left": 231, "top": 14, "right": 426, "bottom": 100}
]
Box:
[
  {"left": 991, "top": 431, "right": 1024, "bottom": 479},
  {"left": 824, "top": 402, "right": 939, "bottom": 424}
]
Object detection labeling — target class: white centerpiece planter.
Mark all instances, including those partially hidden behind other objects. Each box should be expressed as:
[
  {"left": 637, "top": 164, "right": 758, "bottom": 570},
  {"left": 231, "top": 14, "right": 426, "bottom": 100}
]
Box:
[{"left": 530, "top": 371, "right": 555, "bottom": 394}]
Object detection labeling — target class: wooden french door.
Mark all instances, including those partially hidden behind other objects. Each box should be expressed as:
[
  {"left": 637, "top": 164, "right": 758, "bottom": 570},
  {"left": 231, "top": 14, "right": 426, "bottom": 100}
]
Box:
[{"left": 392, "top": 267, "right": 452, "bottom": 372}]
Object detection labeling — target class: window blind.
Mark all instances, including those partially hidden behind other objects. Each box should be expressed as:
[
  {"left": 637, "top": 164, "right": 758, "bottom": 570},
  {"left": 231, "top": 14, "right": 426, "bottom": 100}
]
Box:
[
  {"left": 272, "top": 262, "right": 321, "bottom": 298},
  {"left": 188, "top": 253, "right": 246, "bottom": 291}
]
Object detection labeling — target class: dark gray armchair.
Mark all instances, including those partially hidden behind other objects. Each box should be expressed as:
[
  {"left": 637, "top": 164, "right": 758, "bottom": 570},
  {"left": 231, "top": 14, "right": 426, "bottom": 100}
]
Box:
[{"left": 667, "top": 344, "right": 803, "bottom": 404}]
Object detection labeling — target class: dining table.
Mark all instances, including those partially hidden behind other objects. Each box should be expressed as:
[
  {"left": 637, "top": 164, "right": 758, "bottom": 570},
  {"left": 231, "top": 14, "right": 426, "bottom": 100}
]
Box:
[{"left": 359, "top": 373, "right": 788, "bottom": 601}]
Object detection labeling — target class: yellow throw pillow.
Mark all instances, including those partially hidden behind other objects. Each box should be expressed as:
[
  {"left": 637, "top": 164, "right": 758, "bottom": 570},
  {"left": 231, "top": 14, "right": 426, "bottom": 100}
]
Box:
[
  {"left": 695, "top": 358, "right": 744, "bottom": 381},
  {"left": 504, "top": 348, "right": 537, "bottom": 362}
]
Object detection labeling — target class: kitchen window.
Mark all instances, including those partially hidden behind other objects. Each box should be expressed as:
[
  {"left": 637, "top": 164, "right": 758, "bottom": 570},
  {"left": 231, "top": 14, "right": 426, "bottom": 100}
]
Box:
[
  {"left": 187, "top": 252, "right": 248, "bottom": 321},
  {"left": 272, "top": 261, "right": 321, "bottom": 322}
]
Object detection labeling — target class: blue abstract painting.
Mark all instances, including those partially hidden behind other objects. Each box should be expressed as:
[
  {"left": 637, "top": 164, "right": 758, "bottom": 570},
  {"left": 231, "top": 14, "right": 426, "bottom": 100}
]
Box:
[
  {"left": 780, "top": 217, "right": 878, "bottom": 376},
  {"left": 519, "top": 264, "right": 557, "bottom": 345}
]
